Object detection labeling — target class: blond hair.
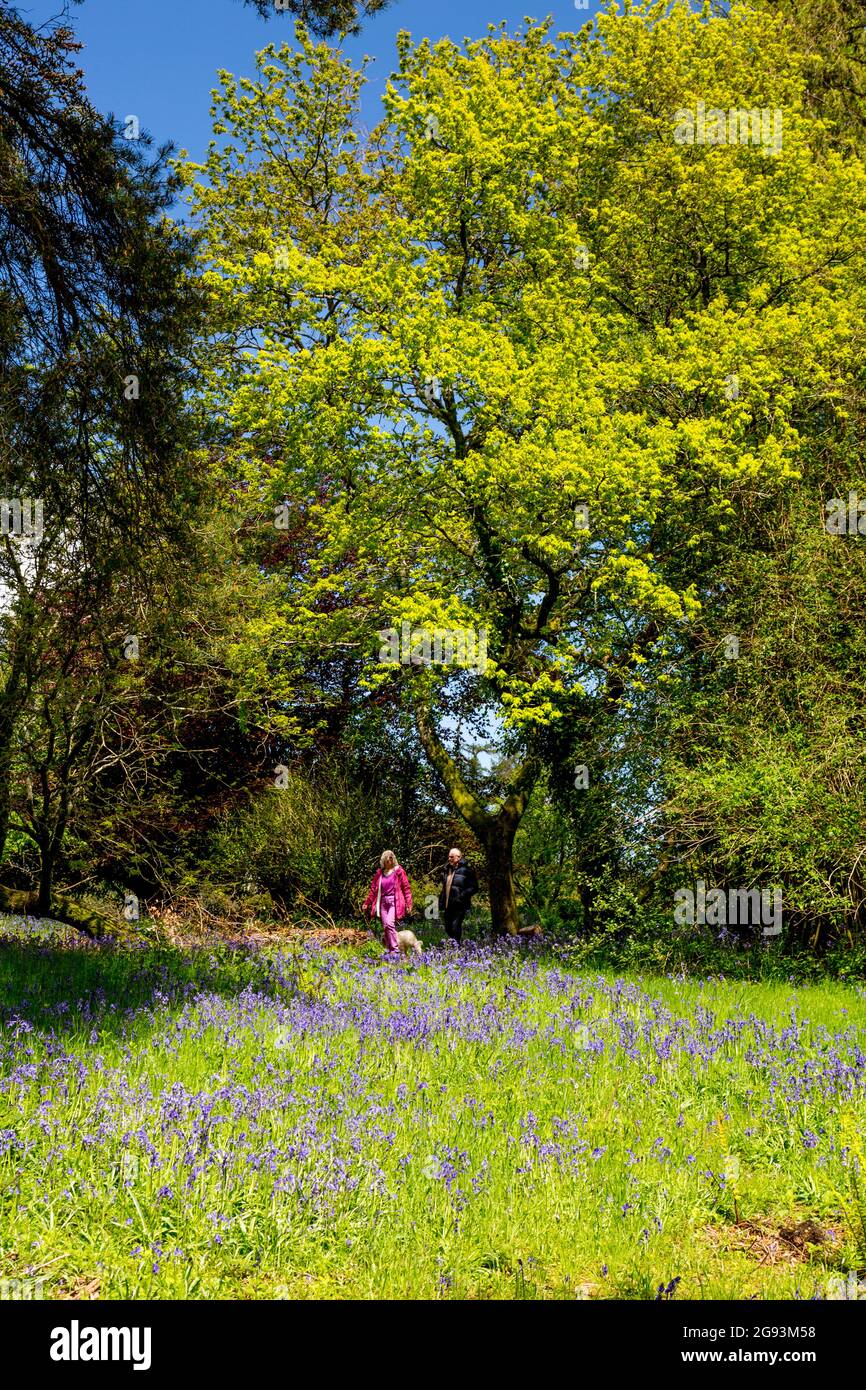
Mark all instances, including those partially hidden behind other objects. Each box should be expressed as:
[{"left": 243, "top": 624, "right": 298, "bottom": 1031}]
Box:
[{"left": 380, "top": 849, "right": 397, "bottom": 871}]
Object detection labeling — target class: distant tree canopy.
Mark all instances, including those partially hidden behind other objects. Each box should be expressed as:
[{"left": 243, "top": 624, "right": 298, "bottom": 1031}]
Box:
[{"left": 237, "top": 0, "right": 392, "bottom": 37}]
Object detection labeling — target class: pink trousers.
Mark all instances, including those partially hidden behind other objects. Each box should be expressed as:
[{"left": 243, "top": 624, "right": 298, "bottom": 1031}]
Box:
[{"left": 380, "top": 899, "right": 399, "bottom": 952}]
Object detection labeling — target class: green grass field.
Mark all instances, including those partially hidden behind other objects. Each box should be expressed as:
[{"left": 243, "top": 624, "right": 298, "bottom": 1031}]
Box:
[{"left": 1, "top": 918, "right": 864, "bottom": 1300}]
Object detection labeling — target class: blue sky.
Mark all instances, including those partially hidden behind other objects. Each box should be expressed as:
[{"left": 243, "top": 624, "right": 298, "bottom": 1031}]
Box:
[{"left": 23, "top": 0, "right": 600, "bottom": 164}]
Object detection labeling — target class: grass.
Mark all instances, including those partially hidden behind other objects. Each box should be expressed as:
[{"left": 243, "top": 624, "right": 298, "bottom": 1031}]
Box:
[{"left": 0, "top": 914, "right": 864, "bottom": 1300}]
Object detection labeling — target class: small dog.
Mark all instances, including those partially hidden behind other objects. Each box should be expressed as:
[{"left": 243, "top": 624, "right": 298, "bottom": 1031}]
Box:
[
  {"left": 517, "top": 924, "right": 543, "bottom": 941},
  {"left": 396, "top": 929, "right": 423, "bottom": 956}
]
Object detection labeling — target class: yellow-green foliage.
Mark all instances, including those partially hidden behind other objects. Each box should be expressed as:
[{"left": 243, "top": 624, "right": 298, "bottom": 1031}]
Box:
[{"left": 180, "top": 3, "right": 866, "bottom": 734}]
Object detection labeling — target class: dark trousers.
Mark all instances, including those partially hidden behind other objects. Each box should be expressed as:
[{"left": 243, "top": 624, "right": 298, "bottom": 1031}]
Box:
[{"left": 444, "top": 902, "right": 470, "bottom": 943}]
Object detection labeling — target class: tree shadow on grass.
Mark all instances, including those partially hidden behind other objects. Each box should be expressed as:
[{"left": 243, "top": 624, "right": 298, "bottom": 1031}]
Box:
[
  {"left": 0, "top": 913, "right": 553, "bottom": 1047},
  {"left": 0, "top": 921, "right": 302, "bottom": 1044}
]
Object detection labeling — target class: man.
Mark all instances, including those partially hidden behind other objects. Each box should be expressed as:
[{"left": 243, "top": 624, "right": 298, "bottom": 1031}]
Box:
[{"left": 437, "top": 847, "right": 479, "bottom": 944}]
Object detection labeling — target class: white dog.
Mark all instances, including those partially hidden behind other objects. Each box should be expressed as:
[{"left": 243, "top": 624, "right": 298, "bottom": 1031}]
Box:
[{"left": 396, "top": 929, "right": 423, "bottom": 956}]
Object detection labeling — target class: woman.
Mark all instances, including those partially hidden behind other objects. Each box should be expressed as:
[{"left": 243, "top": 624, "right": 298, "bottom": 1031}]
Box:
[{"left": 363, "top": 850, "right": 413, "bottom": 953}]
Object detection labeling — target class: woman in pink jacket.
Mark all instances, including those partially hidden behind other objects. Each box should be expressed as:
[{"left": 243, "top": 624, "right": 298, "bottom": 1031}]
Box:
[{"left": 363, "top": 850, "right": 413, "bottom": 953}]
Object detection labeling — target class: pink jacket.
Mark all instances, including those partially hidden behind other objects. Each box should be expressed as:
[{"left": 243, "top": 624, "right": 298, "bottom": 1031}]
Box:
[{"left": 364, "top": 865, "right": 413, "bottom": 920}]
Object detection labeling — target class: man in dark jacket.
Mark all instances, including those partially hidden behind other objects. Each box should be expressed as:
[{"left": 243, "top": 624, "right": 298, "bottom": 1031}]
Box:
[{"left": 437, "top": 847, "right": 479, "bottom": 944}]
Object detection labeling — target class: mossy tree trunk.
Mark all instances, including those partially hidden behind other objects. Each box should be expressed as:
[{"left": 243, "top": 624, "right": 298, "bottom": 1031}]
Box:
[{"left": 416, "top": 706, "right": 538, "bottom": 936}]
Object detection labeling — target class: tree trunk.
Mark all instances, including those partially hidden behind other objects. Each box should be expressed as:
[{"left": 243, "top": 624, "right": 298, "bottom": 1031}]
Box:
[
  {"left": 0, "top": 739, "right": 12, "bottom": 867},
  {"left": 0, "top": 602, "right": 37, "bottom": 866},
  {"left": 480, "top": 817, "right": 520, "bottom": 935},
  {"left": 580, "top": 881, "right": 593, "bottom": 933},
  {"left": 37, "top": 840, "right": 53, "bottom": 916},
  {"left": 0, "top": 695, "right": 23, "bottom": 865},
  {"left": 415, "top": 705, "right": 539, "bottom": 937}
]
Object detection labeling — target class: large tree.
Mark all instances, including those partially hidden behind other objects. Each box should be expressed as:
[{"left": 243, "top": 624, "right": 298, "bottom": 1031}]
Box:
[
  {"left": 185, "top": 6, "right": 866, "bottom": 932},
  {"left": 0, "top": 6, "right": 203, "bottom": 926},
  {"left": 660, "top": 3, "right": 866, "bottom": 944}
]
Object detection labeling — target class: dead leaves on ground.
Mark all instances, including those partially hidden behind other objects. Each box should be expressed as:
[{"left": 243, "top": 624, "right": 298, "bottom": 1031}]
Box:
[{"left": 705, "top": 1215, "right": 843, "bottom": 1268}]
